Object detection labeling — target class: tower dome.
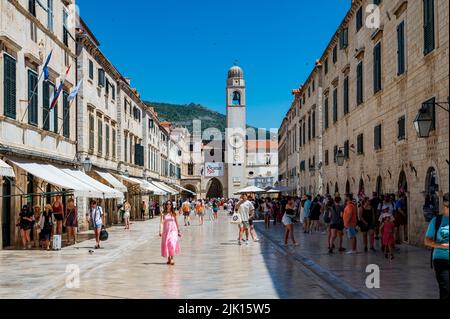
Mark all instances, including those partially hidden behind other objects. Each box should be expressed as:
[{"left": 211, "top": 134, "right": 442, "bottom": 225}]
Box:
[{"left": 228, "top": 65, "right": 243, "bottom": 78}]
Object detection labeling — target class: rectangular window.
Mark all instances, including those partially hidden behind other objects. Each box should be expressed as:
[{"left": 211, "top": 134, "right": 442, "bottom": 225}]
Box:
[
  {"left": 308, "top": 115, "right": 311, "bottom": 141},
  {"left": 397, "top": 21, "right": 406, "bottom": 75},
  {"left": 312, "top": 79, "right": 315, "bottom": 92},
  {"left": 340, "top": 28, "right": 348, "bottom": 49},
  {"left": 89, "top": 114, "right": 94, "bottom": 151},
  {"left": 63, "top": 91, "right": 70, "bottom": 138},
  {"left": 423, "top": 97, "right": 436, "bottom": 131},
  {"left": 28, "top": 0, "right": 36, "bottom": 16},
  {"left": 373, "top": 42, "right": 382, "bottom": 93},
  {"left": 105, "top": 124, "right": 110, "bottom": 156},
  {"left": 189, "top": 143, "right": 194, "bottom": 152},
  {"left": 42, "top": 82, "right": 52, "bottom": 131},
  {"left": 343, "top": 76, "right": 349, "bottom": 115},
  {"left": 89, "top": 60, "right": 94, "bottom": 80},
  {"left": 423, "top": 0, "right": 435, "bottom": 55},
  {"left": 112, "top": 128, "right": 116, "bottom": 159},
  {"left": 98, "top": 69, "right": 106, "bottom": 87},
  {"left": 325, "top": 150, "right": 329, "bottom": 166},
  {"left": 333, "top": 46, "right": 338, "bottom": 64},
  {"left": 299, "top": 122, "right": 302, "bottom": 147},
  {"left": 374, "top": 124, "right": 382, "bottom": 150},
  {"left": 333, "top": 145, "right": 338, "bottom": 163},
  {"left": 324, "top": 98, "right": 329, "bottom": 129},
  {"left": 357, "top": 134, "right": 364, "bottom": 155},
  {"left": 398, "top": 116, "right": 406, "bottom": 140},
  {"left": 333, "top": 89, "right": 338, "bottom": 123},
  {"left": 356, "top": 61, "right": 364, "bottom": 105},
  {"left": 344, "top": 140, "right": 350, "bottom": 159},
  {"left": 312, "top": 111, "right": 316, "bottom": 138},
  {"left": 356, "top": 7, "right": 363, "bottom": 32},
  {"left": 47, "top": 0, "right": 54, "bottom": 32},
  {"left": 97, "top": 119, "right": 103, "bottom": 155},
  {"left": 4, "top": 54, "right": 16, "bottom": 119},
  {"left": 28, "top": 70, "right": 38, "bottom": 125},
  {"left": 303, "top": 122, "right": 306, "bottom": 145},
  {"left": 63, "top": 9, "right": 69, "bottom": 46},
  {"left": 325, "top": 58, "right": 329, "bottom": 74},
  {"left": 124, "top": 136, "right": 128, "bottom": 162},
  {"left": 308, "top": 86, "right": 311, "bottom": 98}
]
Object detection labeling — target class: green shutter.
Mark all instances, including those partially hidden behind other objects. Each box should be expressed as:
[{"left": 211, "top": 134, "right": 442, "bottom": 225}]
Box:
[
  {"left": 28, "top": 70, "right": 38, "bottom": 125},
  {"left": 397, "top": 21, "right": 406, "bottom": 75},
  {"left": 63, "top": 91, "right": 70, "bottom": 138},
  {"left": 333, "top": 89, "right": 338, "bottom": 123},
  {"left": 423, "top": 0, "right": 435, "bottom": 55},
  {"left": 4, "top": 55, "right": 16, "bottom": 119},
  {"left": 357, "top": 62, "right": 363, "bottom": 105},
  {"left": 344, "top": 77, "right": 349, "bottom": 114},
  {"left": 43, "top": 82, "right": 50, "bottom": 130},
  {"left": 373, "top": 43, "right": 382, "bottom": 93}
]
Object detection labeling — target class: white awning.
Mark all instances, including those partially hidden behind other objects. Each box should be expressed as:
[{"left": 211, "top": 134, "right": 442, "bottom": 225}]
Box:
[
  {"left": 141, "top": 180, "right": 168, "bottom": 196},
  {"left": 171, "top": 184, "right": 196, "bottom": 195},
  {"left": 151, "top": 181, "right": 179, "bottom": 195},
  {"left": 60, "top": 168, "right": 123, "bottom": 199},
  {"left": 115, "top": 175, "right": 167, "bottom": 196},
  {"left": 9, "top": 159, "right": 101, "bottom": 198},
  {"left": 95, "top": 171, "right": 128, "bottom": 193},
  {"left": 0, "top": 159, "right": 15, "bottom": 177}
]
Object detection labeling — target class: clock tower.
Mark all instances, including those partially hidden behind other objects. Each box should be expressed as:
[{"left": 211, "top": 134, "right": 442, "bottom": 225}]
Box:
[{"left": 225, "top": 65, "right": 247, "bottom": 198}]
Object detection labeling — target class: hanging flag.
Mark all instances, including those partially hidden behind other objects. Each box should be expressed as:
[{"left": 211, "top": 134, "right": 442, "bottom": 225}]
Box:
[
  {"left": 50, "top": 64, "right": 71, "bottom": 110},
  {"left": 42, "top": 50, "right": 53, "bottom": 82},
  {"left": 68, "top": 79, "right": 83, "bottom": 102}
]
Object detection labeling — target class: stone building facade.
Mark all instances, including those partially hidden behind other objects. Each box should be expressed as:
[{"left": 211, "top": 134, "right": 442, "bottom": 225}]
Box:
[{"left": 279, "top": 0, "right": 449, "bottom": 245}]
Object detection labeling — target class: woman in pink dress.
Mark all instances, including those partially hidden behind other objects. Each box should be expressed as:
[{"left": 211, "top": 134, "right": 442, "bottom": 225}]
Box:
[{"left": 159, "top": 200, "right": 181, "bottom": 265}]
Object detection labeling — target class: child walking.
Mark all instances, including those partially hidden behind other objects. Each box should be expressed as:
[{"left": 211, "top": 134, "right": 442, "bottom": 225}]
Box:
[{"left": 380, "top": 215, "right": 395, "bottom": 260}]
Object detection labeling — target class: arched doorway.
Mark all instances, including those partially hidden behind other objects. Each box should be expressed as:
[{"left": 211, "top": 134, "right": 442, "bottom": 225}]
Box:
[
  {"left": 334, "top": 182, "right": 339, "bottom": 195},
  {"left": 424, "top": 167, "right": 439, "bottom": 217},
  {"left": 206, "top": 178, "right": 223, "bottom": 199},
  {"left": 326, "top": 183, "right": 330, "bottom": 195},
  {"left": 345, "top": 180, "right": 351, "bottom": 195},
  {"left": 376, "top": 176, "right": 383, "bottom": 196},
  {"left": 358, "top": 178, "right": 365, "bottom": 200},
  {"left": 2, "top": 178, "right": 12, "bottom": 248},
  {"left": 398, "top": 170, "right": 409, "bottom": 242},
  {"left": 398, "top": 170, "right": 408, "bottom": 195}
]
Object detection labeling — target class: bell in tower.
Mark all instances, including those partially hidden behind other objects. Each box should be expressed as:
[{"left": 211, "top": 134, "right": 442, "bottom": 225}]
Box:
[{"left": 232, "top": 91, "right": 241, "bottom": 105}]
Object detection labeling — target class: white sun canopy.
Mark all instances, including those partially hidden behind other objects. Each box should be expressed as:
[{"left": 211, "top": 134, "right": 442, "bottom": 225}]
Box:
[
  {"left": 9, "top": 159, "right": 105, "bottom": 198},
  {"left": 171, "top": 184, "right": 196, "bottom": 195},
  {"left": 60, "top": 168, "right": 123, "bottom": 199},
  {"left": 116, "top": 175, "right": 168, "bottom": 196},
  {"left": 0, "top": 159, "right": 15, "bottom": 177},
  {"left": 235, "top": 186, "right": 266, "bottom": 194},
  {"left": 95, "top": 171, "right": 128, "bottom": 193},
  {"left": 151, "top": 181, "right": 179, "bottom": 195}
]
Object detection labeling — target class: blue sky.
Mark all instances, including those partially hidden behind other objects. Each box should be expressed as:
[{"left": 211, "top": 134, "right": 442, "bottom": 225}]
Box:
[{"left": 76, "top": 0, "right": 350, "bottom": 129}]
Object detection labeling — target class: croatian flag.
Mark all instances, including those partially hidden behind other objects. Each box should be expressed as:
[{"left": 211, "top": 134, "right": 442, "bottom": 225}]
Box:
[
  {"left": 50, "top": 64, "right": 71, "bottom": 110},
  {"left": 42, "top": 50, "right": 53, "bottom": 82}
]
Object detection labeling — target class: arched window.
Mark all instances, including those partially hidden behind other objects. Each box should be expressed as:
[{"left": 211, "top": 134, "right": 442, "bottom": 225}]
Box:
[
  {"left": 398, "top": 170, "right": 408, "bottom": 194},
  {"left": 232, "top": 91, "right": 241, "bottom": 105},
  {"left": 188, "top": 162, "right": 194, "bottom": 176}
]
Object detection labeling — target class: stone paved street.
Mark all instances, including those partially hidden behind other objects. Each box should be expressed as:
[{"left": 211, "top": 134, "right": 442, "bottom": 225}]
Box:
[{"left": 0, "top": 211, "right": 438, "bottom": 299}]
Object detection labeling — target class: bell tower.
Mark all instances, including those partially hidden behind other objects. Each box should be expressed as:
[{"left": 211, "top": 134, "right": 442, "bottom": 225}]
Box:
[{"left": 225, "top": 65, "right": 247, "bottom": 198}]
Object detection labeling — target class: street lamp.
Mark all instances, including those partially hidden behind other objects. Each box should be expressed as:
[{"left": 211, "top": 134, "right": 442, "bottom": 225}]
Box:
[
  {"left": 414, "top": 99, "right": 449, "bottom": 138},
  {"left": 335, "top": 149, "right": 345, "bottom": 167},
  {"left": 82, "top": 157, "right": 93, "bottom": 173}
]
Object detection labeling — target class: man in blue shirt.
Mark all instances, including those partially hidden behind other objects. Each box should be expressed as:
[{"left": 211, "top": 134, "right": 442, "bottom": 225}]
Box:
[
  {"left": 425, "top": 193, "right": 449, "bottom": 299},
  {"left": 303, "top": 195, "right": 312, "bottom": 234}
]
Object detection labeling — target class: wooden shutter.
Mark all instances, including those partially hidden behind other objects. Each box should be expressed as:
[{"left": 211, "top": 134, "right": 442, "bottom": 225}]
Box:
[
  {"left": 43, "top": 82, "right": 50, "bottom": 130},
  {"left": 373, "top": 43, "right": 382, "bottom": 93},
  {"left": 28, "top": 70, "right": 38, "bottom": 125},
  {"left": 63, "top": 91, "right": 70, "bottom": 138},
  {"left": 333, "top": 89, "right": 338, "bottom": 123},
  {"left": 324, "top": 98, "right": 329, "bottom": 129},
  {"left": 4, "top": 55, "right": 16, "bottom": 119},
  {"left": 397, "top": 21, "right": 406, "bottom": 75},
  {"left": 344, "top": 77, "right": 349, "bottom": 115},
  {"left": 423, "top": 0, "right": 435, "bottom": 55},
  {"left": 357, "top": 62, "right": 363, "bottom": 105}
]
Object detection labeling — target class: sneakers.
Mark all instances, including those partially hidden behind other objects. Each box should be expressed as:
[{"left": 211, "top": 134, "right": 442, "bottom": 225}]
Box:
[
  {"left": 245, "top": 240, "right": 249, "bottom": 246},
  {"left": 254, "top": 238, "right": 260, "bottom": 242},
  {"left": 346, "top": 250, "right": 357, "bottom": 255},
  {"left": 238, "top": 240, "right": 242, "bottom": 245},
  {"left": 328, "top": 248, "right": 333, "bottom": 254}
]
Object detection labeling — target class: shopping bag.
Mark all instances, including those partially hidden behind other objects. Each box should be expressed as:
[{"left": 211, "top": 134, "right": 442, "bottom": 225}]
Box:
[
  {"left": 230, "top": 212, "right": 242, "bottom": 225},
  {"left": 52, "top": 235, "right": 62, "bottom": 250}
]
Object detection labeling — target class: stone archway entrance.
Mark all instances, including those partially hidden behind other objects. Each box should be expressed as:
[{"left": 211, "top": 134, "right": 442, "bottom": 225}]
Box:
[
  {"left": 206, "top": 178, "right": 223, "bottom": 199},
  {"left": 334, "top": 182, "right": 339, "bottom": 195}
]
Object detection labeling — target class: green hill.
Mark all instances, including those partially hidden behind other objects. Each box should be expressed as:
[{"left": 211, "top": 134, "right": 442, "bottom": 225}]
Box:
[{"left": 146, "top": 102, "right": 273, "bottom": 139}]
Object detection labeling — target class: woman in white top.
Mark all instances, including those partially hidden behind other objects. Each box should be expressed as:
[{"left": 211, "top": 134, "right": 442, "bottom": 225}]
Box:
[{"left": 124, "top": 201, "right": 131, "bottom": 230}]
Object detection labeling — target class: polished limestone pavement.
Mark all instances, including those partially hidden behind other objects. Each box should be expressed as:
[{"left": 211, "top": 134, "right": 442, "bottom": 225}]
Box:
[{"left": 0, "top": 212, "right": 339, "bottom": 299}]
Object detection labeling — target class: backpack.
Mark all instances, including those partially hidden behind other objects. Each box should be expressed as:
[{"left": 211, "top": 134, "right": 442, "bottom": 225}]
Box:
[
  {"left": 182, "top": 203, "right": 190, "bottom": 213},
  {"left": 430, "top": 215, "right": 443, "bottom": 269},
  {"left": 323, "top": 208, "right": 332, "bottom": 224}
]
